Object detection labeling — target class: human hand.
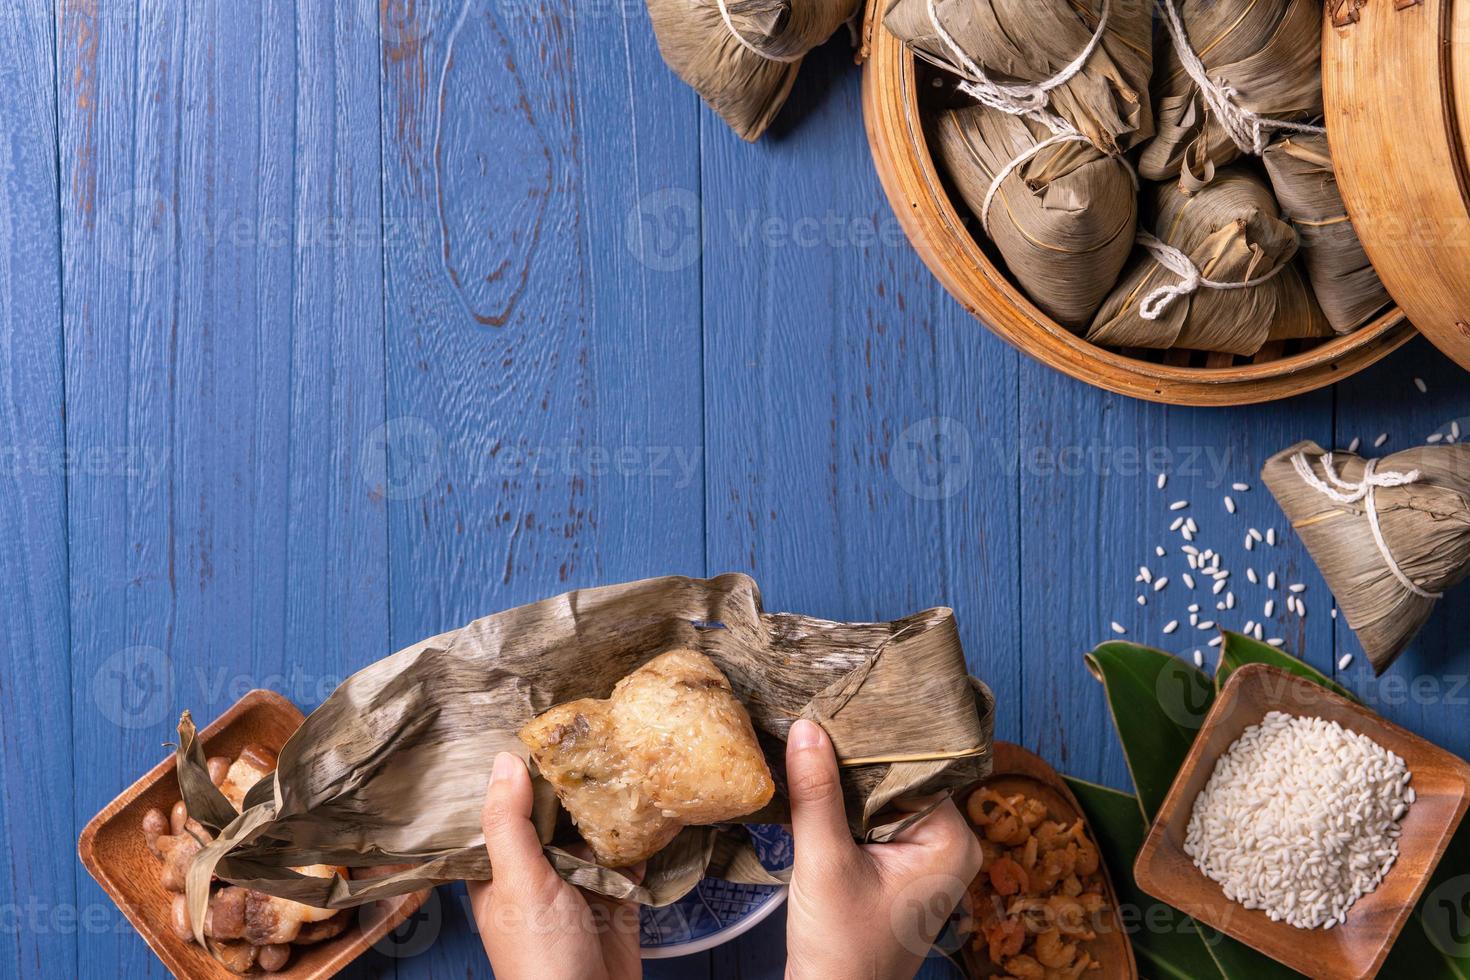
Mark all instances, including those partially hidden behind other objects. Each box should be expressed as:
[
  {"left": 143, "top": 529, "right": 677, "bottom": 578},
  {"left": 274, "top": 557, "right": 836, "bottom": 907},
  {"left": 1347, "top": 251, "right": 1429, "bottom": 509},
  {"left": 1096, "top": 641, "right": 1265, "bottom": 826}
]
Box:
[
  {"left": 468, "top": 752, "right": 642, "bottom": 980},
  {"left": 783, "top": 719, "right": 982, "bottom": 980}
]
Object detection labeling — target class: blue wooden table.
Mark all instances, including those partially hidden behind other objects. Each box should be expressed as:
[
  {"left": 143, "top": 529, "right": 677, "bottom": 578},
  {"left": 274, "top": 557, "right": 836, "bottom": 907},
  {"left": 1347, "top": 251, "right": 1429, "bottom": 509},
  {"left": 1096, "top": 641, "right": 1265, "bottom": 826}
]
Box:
[{"left": 4, "top": 2, "right": 1469, "bottom": 977}]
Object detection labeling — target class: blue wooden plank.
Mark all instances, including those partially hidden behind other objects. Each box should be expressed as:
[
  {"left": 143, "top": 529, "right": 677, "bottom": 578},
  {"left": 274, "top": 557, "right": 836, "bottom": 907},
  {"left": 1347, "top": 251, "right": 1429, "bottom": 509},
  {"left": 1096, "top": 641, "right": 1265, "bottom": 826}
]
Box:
[
  {"left": 698, "top": 36, "right": 1022, "bottom": 977},
  {"left": 0, "top": 3, "right": 73, "bottom": 977},
  {"left": 58, "top": 1, "right": 389, "bottom": 975},
  {"left": 58, "top": 1, "right": 186, "bottom": 974},
  {"left": 1017, "top": 365, "right": 1335, "bottom": 792},
  {"left": 1332, "top": 337, "right": 1470, "bottom": 762},
  {"left": 376, "top": 0, "right": 703, "bottom": 972}
]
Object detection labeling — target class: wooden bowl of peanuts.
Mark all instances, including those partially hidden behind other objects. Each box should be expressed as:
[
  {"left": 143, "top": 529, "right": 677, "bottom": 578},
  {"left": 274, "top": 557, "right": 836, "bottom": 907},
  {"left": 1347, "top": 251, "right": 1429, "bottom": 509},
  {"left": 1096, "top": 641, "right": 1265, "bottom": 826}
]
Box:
[{"left": 78, "top": 690, "right": 432, "bottom": 978}]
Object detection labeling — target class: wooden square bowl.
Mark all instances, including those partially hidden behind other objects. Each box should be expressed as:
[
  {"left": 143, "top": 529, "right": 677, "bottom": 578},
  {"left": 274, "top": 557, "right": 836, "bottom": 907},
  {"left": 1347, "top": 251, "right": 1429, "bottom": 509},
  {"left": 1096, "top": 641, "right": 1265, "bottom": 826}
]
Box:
[
  {"left": 1135, "top": 664, "right": 1470, "bottom": 980},
  {"left": 78, "top": 689, "right": 431, "bottom": 978}
]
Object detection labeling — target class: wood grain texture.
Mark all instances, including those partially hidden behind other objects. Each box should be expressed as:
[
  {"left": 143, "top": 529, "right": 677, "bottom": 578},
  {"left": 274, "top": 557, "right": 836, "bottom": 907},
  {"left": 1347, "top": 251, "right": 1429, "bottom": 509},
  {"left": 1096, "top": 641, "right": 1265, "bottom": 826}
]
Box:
[
  {"left": 56, "top": 1, "right": 390, "bottom": 975},
  {"left": 376, "top": 0, "right": 705, "bottom": 972},
  {"left": 0, "top": 3, "right": 74, "bottom": 977}
]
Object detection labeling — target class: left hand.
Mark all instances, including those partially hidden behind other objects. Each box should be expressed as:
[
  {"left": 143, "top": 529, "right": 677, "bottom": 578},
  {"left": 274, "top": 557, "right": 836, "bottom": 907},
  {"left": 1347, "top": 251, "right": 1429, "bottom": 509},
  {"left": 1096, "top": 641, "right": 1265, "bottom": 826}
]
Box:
[{"left": 467, "top": 752, "right": 643, "bottom": 980}]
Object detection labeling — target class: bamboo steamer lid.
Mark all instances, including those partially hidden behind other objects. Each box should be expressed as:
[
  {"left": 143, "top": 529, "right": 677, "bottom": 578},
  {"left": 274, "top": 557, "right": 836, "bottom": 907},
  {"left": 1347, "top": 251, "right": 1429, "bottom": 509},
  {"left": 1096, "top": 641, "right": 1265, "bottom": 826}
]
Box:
[
  {"left": 859, "top": 0, "right": 1470, "bottom": 405},
  {"left": 1324, "top": 0, "right": 1470, "bottom": 373}
]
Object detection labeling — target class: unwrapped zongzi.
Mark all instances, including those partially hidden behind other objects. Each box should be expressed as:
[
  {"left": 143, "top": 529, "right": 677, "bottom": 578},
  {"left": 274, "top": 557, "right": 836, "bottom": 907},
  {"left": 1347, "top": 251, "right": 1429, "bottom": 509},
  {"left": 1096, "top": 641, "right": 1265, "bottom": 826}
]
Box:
[
  {"left": 645, "top": 0, "right": 860, "bottom": 141},
  {"left": 884, "top": 0, "right": 1154, "bottom": 154},
  {"left": 1140, "top": 0, "right": 1322, "bottom": 190},
  {"left": 1262, "top": 134, "right": 1390, "bottom": 334},
  {"left": 519, "top": 648, "right": 776, "bottom": 868},
  {"left": 1263, "top": 441, "right": 1470, "bottom": 674},
  {"left": 933, "top": 107, "right": 1137, "bottom": 330},
  {"left": 1088, "top": 169, "right": 1331, "bottom": 355}
]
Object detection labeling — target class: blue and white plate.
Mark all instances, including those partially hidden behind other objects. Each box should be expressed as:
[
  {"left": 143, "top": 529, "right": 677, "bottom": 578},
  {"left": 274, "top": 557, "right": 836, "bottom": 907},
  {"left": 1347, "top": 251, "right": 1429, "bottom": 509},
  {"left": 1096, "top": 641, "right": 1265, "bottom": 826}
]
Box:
[{"left": 639, "top": 824, "right": 792, "bottom": 958}]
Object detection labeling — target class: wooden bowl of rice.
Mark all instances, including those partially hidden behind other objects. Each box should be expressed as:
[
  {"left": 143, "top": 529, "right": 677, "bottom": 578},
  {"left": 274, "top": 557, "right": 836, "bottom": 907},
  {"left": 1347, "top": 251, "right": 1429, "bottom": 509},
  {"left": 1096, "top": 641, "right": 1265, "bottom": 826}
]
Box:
[{"left": 1134, "top": 664, "right": 1470, "bottom": 979}]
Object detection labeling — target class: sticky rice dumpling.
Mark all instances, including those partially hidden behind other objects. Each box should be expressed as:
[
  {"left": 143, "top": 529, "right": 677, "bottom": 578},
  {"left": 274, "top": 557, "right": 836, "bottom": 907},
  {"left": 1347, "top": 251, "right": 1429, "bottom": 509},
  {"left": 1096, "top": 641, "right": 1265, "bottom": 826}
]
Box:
[
  {"left": 645, "top": 0, "right": 860, "bottom": 142},
  {"left": 1140, "top": 0, "right": 1322, "bottom": 189},
  {"left": 884, "top": 0, "right": 1154, "bottom": 154},
  {"left": 933, "top": 106, "right": 1137, "bottom": 330},
  {"left": 1088, "top": 169, "right": 1331, "bottom": 355},
  {"left": 1263, "top": 442, "right": 1470, "bottom": 674},
  {"left": 1262, "top": 134, "right": 1390, "bottom": 334},
  {"left": 519, "top": 648, "right": 776, "bottom": 868}
]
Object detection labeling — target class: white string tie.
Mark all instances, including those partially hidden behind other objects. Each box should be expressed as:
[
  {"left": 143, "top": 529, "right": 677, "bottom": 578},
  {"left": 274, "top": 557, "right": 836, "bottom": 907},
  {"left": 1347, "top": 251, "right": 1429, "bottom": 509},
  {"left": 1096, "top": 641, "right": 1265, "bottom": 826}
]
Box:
[
  {"left": 981, "top": 132, "right": 1139, "bottom": 235},
  {"left": 715, "top": 0, "right": 805, "bottom": 63},
  {"left": 927, "top": 0, "right": 1110, "bottom": 127},
  {"left": 1158, "top": 0, "right": 1325, "bottom": 157},
  {"left": 1134, "top": 231, "right": 1288, "bottom": 320},
  {"left": 1291, "top": 452, "right": 1443, "bottom": 600}
]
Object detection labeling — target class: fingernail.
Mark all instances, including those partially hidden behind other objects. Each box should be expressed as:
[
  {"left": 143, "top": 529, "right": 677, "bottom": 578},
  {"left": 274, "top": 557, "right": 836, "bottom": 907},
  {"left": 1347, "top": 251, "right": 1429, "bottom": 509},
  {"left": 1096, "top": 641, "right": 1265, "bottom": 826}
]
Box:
[
  {"left": 491, "top": 751, "right": 522, "bottom": 784},
  {"left": 789, "top": 719, "right": 823, "bottom": 750}
]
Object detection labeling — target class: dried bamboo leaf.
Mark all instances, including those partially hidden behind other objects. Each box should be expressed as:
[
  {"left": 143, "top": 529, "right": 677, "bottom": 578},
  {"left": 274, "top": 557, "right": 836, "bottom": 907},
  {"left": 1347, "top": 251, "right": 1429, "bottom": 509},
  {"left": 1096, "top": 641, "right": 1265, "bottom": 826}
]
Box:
[
  {"left": 645, "top": 0, "right": 860, "bottom": 141},
  {"left": 884, "top": 0, "right": 1154, "bottom": 154},
  {"left": 1262, "top": 134, "right": 1390, "bottom": 334},
  {"left": 933, "top": 108, "right": 1137, "bottom": 330},
  {"left": 1262, "top": 441, "right": 1470, "bottom": 674},
  {"left": 1139, "top": 0, "right": 1322, "bottom": 187},
  {"left": 1088, "top": 169, "right": 1331, "bottom": 355},
  {"left": 177, "top": 573, "right": 994, "bottom": 930}
]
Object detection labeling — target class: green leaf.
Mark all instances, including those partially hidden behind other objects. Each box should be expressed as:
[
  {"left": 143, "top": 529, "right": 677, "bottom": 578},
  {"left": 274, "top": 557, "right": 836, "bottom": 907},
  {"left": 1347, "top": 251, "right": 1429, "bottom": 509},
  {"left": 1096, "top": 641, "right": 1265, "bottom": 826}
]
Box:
[
  {"left": 1086, "top": 640, "right": 1304, "bottom": 979},
  {"left": 1215, "top": 631, "right": 1356, "bottom": 701},
  {"left": 1084, "top": 641, "right": 1215, "bottom": 819},
  {"left": 1394, "top": 819, "right": 1470, "bottom": 978},
  {"left": 1067, "top": 777, "right": 1225, "bottom": 980}
]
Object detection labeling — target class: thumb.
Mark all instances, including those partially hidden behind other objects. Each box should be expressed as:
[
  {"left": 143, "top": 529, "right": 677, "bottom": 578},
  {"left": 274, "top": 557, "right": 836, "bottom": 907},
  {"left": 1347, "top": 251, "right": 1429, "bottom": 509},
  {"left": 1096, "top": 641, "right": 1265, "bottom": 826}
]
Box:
[
  {"left": 481, "top": 752, "right": 553, "bottom": 893},
  {"left": 786, "top": 720, "right": 857, "bottom": 866}
]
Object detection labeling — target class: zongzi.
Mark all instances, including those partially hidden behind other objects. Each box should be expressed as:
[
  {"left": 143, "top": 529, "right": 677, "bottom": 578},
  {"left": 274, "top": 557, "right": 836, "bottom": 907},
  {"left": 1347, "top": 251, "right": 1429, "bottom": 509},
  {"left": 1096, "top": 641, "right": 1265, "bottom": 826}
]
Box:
[
  {"left": 519, "top": 648, "right": 776, "bottom": 868},
  {"left": 933, "top": 107, "right": 1137, "bottom": 330},
  {"left": 1088, "top": 169, "right": 1331, "bottom": 355},
  {"left": 1263, "top": 441, "right": 1470, "bottom": 674},
  {"left": 884, "top": 0, "right": 1154, "bottom": 155},
  {"left": 1140, "top": 0, "right": 1323, "bottom": 190},
  {"left": 645, "top": 0, "right": 860, "bottom": 142},
  {"left": 1262, "top": 134, "right": 1390, "bottom": 334}
]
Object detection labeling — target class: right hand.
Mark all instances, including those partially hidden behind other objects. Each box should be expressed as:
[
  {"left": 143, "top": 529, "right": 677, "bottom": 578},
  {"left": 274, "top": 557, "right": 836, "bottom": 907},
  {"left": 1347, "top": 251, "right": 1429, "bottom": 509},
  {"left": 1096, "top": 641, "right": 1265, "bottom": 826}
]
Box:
[{"left": 782, "top": 719, "right": 982, "bottom": 980}]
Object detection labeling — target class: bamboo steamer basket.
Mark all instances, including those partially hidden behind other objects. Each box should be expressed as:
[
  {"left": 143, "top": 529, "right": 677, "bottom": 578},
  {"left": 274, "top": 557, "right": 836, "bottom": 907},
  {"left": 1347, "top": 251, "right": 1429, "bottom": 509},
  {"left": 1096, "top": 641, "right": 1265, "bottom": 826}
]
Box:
[{"left": 861, "top": 0, "right": 1470, "bottom": 406}]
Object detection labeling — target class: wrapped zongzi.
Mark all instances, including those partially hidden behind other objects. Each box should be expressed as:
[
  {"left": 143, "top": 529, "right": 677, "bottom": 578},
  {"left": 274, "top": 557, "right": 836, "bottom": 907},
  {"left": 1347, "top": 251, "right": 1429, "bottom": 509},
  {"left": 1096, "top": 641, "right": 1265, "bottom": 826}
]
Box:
[
  {"left": 1088, "top": 169, "right": 1331, "bottom": 355},
  {"left": 1263, "top": 441, "right": 1470, "bottom": 674},
  {"left": 884, "top": 0, "right": 1154, "bottom": 154},
  {"left": 933, "top": 107, "right": 1137, "bottom": 329},
  {"left": 1262, "top": 134, "right": 1390, "bottom": 334},
  {"left": 1140, "top": 0, "right": 1323, "bottom": 191},
  {"left": 173, "top": 574, "right": 995, "bottom": 916},
  {"left": 645, "top": 0, "right": 860, "bottom": 141}
]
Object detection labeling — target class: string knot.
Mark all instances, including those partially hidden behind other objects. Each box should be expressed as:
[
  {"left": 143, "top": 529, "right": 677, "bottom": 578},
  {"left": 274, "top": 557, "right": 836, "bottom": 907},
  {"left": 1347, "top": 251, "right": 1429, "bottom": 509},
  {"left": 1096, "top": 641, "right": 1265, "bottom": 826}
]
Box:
[
  {"left": 1290, "top": 451, "right": 1442, "bottom": 600},
  {"left": 927, "top": 0, "right": 1111, "bottom": 130},
  {"left": 1159, "top": 0, "right": 1324, "bottom": 157},
  {"left": 1134, "top": 231, "right": 1285, "bottom": 320}
]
